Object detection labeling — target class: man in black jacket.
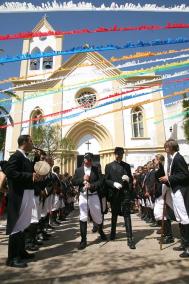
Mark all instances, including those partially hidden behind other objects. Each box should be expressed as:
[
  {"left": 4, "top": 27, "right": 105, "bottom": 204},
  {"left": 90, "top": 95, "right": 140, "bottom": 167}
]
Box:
[
  {"left": 3, "top": 135, "right": 41, "bottom": 267},
  {"left": 105, "top": 147, "right": 136, "bottom": 249},
  {"left": 159, "top": 139, "right": 189, "bottom": 257},
  {"left": 72, "top": 152, "right": 107, "bottom": 250}
]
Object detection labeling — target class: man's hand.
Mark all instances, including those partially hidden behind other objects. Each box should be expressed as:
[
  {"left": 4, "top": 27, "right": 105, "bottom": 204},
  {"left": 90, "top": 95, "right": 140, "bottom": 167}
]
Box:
[
  {"left": 113, "top": 182, "right": 122, "bottom": 190},
  {"left": 84, "top": 181, "right": 91, "bottom": 189},
  {"left": 83, "top": 175, "right": 90, "bottom": 182},
  {"left": 122, "top": 175, "right": 130, "bottom": 183},
  {"left": 159, "top": 176, "right": 169, "bottom": 183},
  {"left": 33, "top": 173, "right": 42, "bottom": 182}
]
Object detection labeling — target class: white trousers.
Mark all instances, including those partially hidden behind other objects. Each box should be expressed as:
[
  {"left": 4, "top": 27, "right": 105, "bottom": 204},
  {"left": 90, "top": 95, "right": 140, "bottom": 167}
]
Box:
[
  {"left": 31, "top": 195, "right": 41, "bottom": 223},
  {"left": 11, "top": 189, "right": 34, "bottom": 235},
  {"left": 59, "top": 198, "right": 65, "bottom": 209},
  {"left": 146, "top": 196, "right": 154, "bottom": 209},
  {"left": 171, "top": 189, "right": 189, "bottom": 225},
  {"left": 154, "top": 196, "right": 166, "bottom": 221},
  {"left": 51, "top": 194, "right": 60, "bottom": 212},
  {"left": 79, "top": 193, "right": 102, "bottom": 224},
  {"left": 41, "top": 195, "right": 53, "bottom": 217}
]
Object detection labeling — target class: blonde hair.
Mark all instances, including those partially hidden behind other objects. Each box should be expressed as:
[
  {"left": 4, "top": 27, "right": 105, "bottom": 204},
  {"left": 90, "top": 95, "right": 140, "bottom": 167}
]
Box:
[{"left": 155, "top": 154, "right": 165, "bottom": 163}]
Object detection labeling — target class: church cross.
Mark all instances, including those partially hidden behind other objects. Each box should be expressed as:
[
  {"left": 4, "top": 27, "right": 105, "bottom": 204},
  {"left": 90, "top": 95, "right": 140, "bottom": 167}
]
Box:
[{"left": 85, "top": 141, "right": 91, "bottom": 151}]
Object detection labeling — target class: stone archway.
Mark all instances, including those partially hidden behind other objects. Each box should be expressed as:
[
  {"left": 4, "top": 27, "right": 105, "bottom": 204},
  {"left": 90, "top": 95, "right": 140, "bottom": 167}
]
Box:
[{"left": 63, "top": 119, "right": 114, "bottom": 173}]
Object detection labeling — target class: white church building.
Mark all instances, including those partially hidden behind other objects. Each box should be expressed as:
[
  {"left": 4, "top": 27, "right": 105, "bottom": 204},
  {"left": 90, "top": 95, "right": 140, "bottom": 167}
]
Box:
[{"left": 4, "top": 17, "right": 189, "bottom": 174}]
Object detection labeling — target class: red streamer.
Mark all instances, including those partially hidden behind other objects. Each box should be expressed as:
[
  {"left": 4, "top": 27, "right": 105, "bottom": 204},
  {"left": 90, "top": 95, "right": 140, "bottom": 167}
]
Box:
[{"left": 0, "top": 23, "right": 189, "bottom": 41}]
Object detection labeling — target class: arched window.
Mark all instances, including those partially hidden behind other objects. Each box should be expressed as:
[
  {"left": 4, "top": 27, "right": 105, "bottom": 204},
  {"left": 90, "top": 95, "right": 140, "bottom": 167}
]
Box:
[
  {"left": 30, "top": 47, "right": 41, "bottom": 70},
  {"left": 131, "top": 107, "right": 144, "bottom": 137},
  {"left": 30, "top": 108, "right": 44, "bottom": 144},
  {"left": 43, "top": 47, "right": 53, "bottom": 70}
]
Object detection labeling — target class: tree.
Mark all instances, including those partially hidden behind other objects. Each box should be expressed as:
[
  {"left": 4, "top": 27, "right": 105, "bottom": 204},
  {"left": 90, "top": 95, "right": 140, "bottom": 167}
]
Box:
[
  {"left": 32, "top": 123, "right": 75, "bottom": 159},
  {"left": 182, "top": 93, "right": 189, "bottom": 142},
  {"left": 0, "top": 117, "right": 6, "bottom": 151}
]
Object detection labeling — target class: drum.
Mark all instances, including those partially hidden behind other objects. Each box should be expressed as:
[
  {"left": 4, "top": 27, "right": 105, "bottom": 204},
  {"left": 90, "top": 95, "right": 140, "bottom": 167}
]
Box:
[{"left": 34, "top": 161, "right": 51, "bottom": 176}]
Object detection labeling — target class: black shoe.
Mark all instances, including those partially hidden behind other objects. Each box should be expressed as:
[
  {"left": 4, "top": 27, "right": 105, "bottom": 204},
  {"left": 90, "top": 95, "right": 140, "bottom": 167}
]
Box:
[
  {"left": 21, "top": 251, "right": 35, "bottom": 259},
  {"left": 100, "top": 232, "right": 107, "bottom": 241},
  {"left": 150, "top": 222, "right": 159, "bottom": 228},
  {"left": 179, "top": 248, "right": 189, "bottom": 258},
  {"left": 110, "top": 232, "right": 116, "bottom": 240},
  {"left": 25, "top": 243, "right": 39, "bottom": 251},
  {"left": 38, "top": 233, "right": 50, "bottom": 241},
  {"left": 35, "top": 238, "right": 43, "bottom": 246},
  {"left": 78, "top": 241, "right": 87, "bottom": 250},
  {"left": 173, "top": 244, "right": 185, "bottom": 251},
  {"left": 47, "top": 224, "right": 55, "bottom": 230},
  {"left": 6, "top": 257, "right": 27, "bottom": 268},
  {"left": 159, "top": 236, "right": 174, "bottom": 244},
  {"left": 146, "top": 218, "right": 153, "bottom": 224},
  {"left": 127, "top": 238, "right": 136, "bottom": 249},
  {"left": 156, "top": 229, "right": 162, "bottom": 234},
  {"left": 92, "top": 226, "right": 98, "bottom": 233}
]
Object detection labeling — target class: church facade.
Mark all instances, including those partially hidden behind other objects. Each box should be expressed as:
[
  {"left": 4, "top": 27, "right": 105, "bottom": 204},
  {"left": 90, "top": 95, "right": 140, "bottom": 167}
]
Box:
[{"left": 4, "top": 17, "right": 188, "bottom": 173}]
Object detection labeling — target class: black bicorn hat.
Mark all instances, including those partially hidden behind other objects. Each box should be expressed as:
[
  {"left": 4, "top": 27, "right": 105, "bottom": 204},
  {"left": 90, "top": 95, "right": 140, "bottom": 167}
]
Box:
[
  {"left": 114, "top": 147, "right": 124, "bottom": 155},
  {"left": 84, "top": 152, "right": 94, "bottom": 160}
]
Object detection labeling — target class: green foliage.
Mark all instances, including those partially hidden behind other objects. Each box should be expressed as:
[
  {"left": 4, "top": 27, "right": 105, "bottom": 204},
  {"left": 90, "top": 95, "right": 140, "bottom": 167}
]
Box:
[
  {"left": 60, "top": 137, "right": 75, "bottom": 151},
  {"left": 182, "top": 93, "right": 189, "bottom": 142},
  {"left": 32, "top": 124, "right": 75, "bottom": 158}
]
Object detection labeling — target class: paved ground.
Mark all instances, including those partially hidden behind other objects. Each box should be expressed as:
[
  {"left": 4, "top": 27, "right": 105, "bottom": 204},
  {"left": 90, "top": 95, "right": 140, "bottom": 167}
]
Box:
[{"left": 0, "top": 207, "right": 189, "bottom": 284}]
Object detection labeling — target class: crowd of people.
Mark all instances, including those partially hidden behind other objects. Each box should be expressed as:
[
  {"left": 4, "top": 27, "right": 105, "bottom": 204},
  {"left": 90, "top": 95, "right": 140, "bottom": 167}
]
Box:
[{"left": 0, "top": 135, "right": 189, "bottom": 269}]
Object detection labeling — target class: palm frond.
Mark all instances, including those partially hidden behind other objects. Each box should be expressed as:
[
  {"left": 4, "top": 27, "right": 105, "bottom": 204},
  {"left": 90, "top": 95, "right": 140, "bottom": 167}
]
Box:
[
  {"left": 0, "top": 106, "right": 14, "bottom": 126},
  {"left": 3, "top": 91, "right": 20, "bottom": 101}
]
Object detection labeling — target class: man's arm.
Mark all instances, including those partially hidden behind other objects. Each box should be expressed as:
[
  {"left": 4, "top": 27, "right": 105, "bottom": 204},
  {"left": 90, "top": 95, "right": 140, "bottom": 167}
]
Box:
[{"left": 4, "top": 154, "right": 33, "bottom": 183}]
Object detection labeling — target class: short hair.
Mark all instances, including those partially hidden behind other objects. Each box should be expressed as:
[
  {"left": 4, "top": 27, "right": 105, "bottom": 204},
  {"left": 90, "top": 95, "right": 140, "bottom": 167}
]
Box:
[
  {"left": 155, "top": 154, "right": 165, "bottom": 163},
  {"left": 114, "top": 147, "right": 124, "bottom": 155},
  {"left": 164, "top": 139, "right": 179, "bottom": 152},
  {"left": 17, "top": 135, "right": 31, "bottom": 147},
  {"left": 53, "top": 166, "right": 60, "bottom": 173},
  {"left": 84, "top": 152, "right": 93, "bottom": 160}
]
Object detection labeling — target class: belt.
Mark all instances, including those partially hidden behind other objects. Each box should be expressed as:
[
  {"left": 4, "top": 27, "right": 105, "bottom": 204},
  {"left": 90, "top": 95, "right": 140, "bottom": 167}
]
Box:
[{"left": 88, "top": 192, "right": 98, "bottom": 196}]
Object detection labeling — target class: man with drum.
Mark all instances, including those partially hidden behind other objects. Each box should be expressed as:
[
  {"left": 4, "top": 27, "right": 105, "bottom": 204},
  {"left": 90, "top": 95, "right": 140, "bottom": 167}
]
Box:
[{"left": 3, "top": 135, "right": 42, "bottom": 268}]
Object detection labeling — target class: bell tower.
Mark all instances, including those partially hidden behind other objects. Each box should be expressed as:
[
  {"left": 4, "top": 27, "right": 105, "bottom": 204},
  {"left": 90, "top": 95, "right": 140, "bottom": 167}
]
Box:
[{"left": 19, "top": 15, "right": 63, "bottom": 80}]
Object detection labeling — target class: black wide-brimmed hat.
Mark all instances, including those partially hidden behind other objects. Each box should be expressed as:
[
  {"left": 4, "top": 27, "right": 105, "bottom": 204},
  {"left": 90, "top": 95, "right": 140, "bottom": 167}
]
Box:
[
  {"left": 114, "top": 147, "right": 124, "bottom": 155},
  {"left": 84, "top": 152, "right": 94, "bottom": 160}
]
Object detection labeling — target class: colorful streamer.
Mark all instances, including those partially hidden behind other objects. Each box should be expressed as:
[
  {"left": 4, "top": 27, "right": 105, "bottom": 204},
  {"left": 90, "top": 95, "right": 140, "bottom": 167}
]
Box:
[
  {"left": 1, "top": 47, "right": 189, "bottom": 85},
  {"left": 2, "top": 58, "right": 189, "bottom": 94},
  {"left": 1, "top": 23, "right": 189, "bottom": 41},
  {"left": 0, "top": 37, "right": 189, "bottom": 64},
  {"left": 1, "top": 86, "right": 189, "bottom": 129},
  {"left": 23, "top": 87, "right": 189, "bottom": 130}
]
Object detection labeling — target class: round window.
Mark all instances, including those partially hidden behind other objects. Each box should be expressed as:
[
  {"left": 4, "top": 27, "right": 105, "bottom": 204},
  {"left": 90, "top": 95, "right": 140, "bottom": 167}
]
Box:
[{"left": 76, "top": 91, "right": 97, "bottom": 109}]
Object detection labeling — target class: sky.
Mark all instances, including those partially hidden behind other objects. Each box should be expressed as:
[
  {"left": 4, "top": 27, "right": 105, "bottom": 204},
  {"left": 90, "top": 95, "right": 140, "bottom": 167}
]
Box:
[{"left": 0, "top": 0, "right": 189, "bottom": 111}]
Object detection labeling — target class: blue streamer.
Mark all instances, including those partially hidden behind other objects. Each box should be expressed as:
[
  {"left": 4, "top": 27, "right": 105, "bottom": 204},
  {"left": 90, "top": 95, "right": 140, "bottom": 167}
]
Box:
[{"left": 0, "top": 37, "right": 189, "bottom": 64}]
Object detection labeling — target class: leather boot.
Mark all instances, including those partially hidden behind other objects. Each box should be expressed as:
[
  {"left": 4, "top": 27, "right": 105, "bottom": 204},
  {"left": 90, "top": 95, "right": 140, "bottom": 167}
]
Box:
[
  {"left": 98, "top": 223, "right": 107, "bottom": 241},
  {"left": 173, "top": 223, "right": 185, "bottom": 251},
  {"left": 110, "top": 214, "right": 117, "bottom": 240},
  {"left": 161, "top": 220, "right": 174, "bottom": 244},
  {"left": 6, "top": 232, "right": 27, "bottom": 268},
  {"left": 20, "top": 231, "right": 35, "bottom": 260},
  {"left": 78, "top": 221, "right": 87, "bottom": 250},
  {"left": 25, "top": 224, "right": 39, "bottom": 251},
  {"left": 180, "top": 224, "right": 189, "bottom": 258},
  {"left": 124, "top": 215, "right": 136, "bottom": 249}
]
